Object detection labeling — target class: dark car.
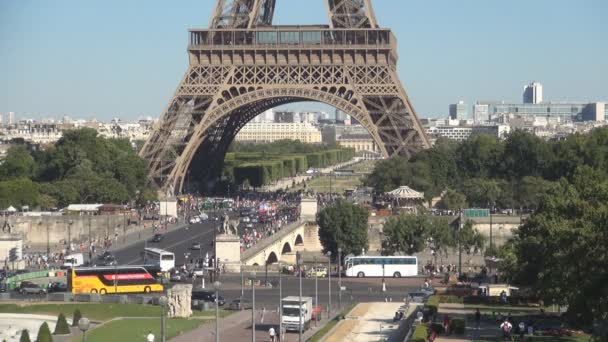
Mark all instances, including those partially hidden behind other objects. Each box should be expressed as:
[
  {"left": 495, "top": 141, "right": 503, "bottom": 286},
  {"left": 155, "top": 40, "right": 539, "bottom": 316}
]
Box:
[
  {"left": 98, "top": 251, "right": 114, "bottom": 261},
  {"left": 152, "top": 234, "right": 164, "bottom": 243},
  {"left": 192, "top": 290, "right": 225, "bottom": 306},
  {"left": 0, "top": 282, "right": 7, "bottom": 293},
  {"left": 18, "top": 281, "right": 46, "bottom": 295},
  {"left": 48, "top": 282, "right": 68, "bottom": 293}
]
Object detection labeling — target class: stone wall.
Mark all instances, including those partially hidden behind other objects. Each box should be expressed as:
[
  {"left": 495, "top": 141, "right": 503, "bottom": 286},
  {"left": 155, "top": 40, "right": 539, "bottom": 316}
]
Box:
[
  {"left": 302, "top": 223, "right": 322, "bottom": 252},
  {"left": 8, "top": 215, "right": 130, "bottom": 249}
]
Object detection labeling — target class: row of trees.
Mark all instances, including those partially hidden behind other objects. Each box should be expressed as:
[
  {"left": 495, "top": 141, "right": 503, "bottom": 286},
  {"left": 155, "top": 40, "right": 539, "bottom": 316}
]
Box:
[
  {"left": 317, "top": 199, "right": 485, "bottom": 268},
  {"left": 226, "top": 142, "right": 355, "bottom": 188},
  {"left": 0, "top": 128, "right": 156, "bottom": 209},
  {"left": 365, "top": 128, "right": 608, "bottom": 210}
]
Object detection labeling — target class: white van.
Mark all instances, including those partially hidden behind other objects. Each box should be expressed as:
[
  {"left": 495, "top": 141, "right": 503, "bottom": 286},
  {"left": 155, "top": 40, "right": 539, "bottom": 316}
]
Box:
[{"left": 62, "top": 253, "right": 84, "bottom": 268}]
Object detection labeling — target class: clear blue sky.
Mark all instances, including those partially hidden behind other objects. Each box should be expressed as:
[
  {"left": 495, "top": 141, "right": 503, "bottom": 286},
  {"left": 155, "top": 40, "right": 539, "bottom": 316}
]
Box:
[{"left": 1, "top": 0, "right": 607, "bottom": 121}]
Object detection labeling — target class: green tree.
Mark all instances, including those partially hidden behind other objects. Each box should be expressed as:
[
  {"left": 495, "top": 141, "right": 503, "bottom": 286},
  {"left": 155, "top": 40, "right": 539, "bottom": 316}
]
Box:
[
  {"left": 317, "top": 199, "right": 369, "bottom": 258},
  {"left": 53, "top": 313, "right": 70, "bottom": 335},
  {"left": 0, "top": 178, "right": 39, "bottom": 207},
  {"left": 19, "top": 329, "right": 31, "bottom": 342},
  {"left": 364, "top": 157, "right": 410, "bottom": 193},
  {"left": 72, "top": 309, "right": 82, "bottom": 327},
  {"left": 381, "top": 214, "right": 429, "bottom": 255},
  {"left": 426, "top": 215, "right": 454, "bottom": 264},
  {"left": 0, "top": 145, "right": 37, "bottom": 180},
  {"left": 455, "top": 220, "right": 486, "bottom": 255},
  {"left": 36, "top": 322, "right": 52, "bottom": 342},
  {"left": 438, "top": 189, "right": 467, "bottom": 211}
]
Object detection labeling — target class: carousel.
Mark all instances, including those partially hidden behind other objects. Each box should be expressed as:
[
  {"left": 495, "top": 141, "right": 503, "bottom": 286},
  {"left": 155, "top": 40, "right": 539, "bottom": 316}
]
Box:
[{"left": 385, "top": 186, "right": 425, "bottom": 213}]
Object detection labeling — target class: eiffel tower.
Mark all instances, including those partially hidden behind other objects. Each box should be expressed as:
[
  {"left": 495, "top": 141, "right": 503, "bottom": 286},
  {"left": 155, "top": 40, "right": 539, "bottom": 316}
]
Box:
[{"left": 140, "top": 0, "right": 430, "bottom": 195}]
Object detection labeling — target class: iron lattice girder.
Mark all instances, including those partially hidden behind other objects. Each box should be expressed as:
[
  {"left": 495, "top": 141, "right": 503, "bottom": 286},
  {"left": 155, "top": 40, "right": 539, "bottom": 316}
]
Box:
[{"left": 141, "top": 1, "right": 430, "bottom": 195}]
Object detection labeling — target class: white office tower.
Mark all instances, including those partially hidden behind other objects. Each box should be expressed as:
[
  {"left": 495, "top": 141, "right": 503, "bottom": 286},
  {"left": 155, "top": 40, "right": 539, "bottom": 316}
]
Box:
[
  {"left": 0, "top": 113, "right": 3, "bottom": 126},
  {"left": 523, "top": 81, "right": 543, "bottom": 104},
  {"left": 8, "top": 112, "right": 15, "bottom": 125},
  {"left": 473, "top": 104, "right": 490, "bottom": 124},
  {"left": 449, "top": 101, "right": 468, "bottom": 120}
]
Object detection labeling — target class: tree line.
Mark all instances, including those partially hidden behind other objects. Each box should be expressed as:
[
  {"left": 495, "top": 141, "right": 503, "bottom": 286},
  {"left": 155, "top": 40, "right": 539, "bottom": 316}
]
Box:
[
  {"left": 365, "top": 128, "right": 608, "bottom": 211},
  {"left": 0, "top": 128, "right": 156, "bottom": 210}
]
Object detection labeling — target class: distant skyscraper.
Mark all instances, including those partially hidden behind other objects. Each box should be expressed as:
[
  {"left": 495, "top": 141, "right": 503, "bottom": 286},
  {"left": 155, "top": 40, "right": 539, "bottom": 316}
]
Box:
[
  {"left": 523, "top": 81, "right": 543, "bottom": 104},
  {"left": 449, "top": 101, "right": 468, "bottom": 120},
  {"left": 0, "top": 113, "right": 3, "bottom": 126},
  {"left": 335, "top": 109, "right": 347, "bottom": 122},
  {"left": 7, "top": 112, "right": 15, "bottom": 125}
]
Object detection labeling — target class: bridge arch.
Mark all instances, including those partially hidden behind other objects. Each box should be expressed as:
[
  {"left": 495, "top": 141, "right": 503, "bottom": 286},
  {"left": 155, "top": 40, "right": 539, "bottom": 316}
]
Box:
[
  {"left": 294, "top": 234, "right": 304, "bottom": 246},
  {"left": 266, "top": 251, "right": 279, "bottom": 265},
  {"left": 281, "top": 242, "right": 292, "bottom": 254},
  {"left": 166, "top": 87, "right": 393, "bottom": 194}
]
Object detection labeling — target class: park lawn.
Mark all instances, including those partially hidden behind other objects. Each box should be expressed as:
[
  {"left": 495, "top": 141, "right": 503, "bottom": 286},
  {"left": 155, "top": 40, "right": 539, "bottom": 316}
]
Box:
[
  {"left": 476, "top": 334, "right": 591, "bottom": 341},
  {"left": 67, "top": 317, "right": 208, "bottom": 342},
  {"left": 0, "top": 303, "right": 231, "bottom": 321}
]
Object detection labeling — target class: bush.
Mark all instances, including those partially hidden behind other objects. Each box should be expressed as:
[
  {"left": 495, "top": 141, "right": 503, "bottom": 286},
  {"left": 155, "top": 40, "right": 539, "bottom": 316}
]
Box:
[
  {"left": 424, "top": 295, "right": 440, "bottom": 317},
  {"left": 19, "top": 330, "right": 31, "bottom": 342},
  {"left": 72, "top": 309, "right": 82, "bottom": 327},
  {"left": 449, "top": 318, "right": 466, "bottom": 335},
  {"left": 36, "top": 322, "right": 53, "bottom": 342},
  {"left": 411, "top": 324, "right": 428, "bottom": 342},
  {"left": 53, "top": 313, "right": 70, "bottom": 335},
  {"left": 429, "top": 322, "right": 445, "bottom": 334},
  {"left": 438, "top": 295, "right": 463, "bottom": 304}
]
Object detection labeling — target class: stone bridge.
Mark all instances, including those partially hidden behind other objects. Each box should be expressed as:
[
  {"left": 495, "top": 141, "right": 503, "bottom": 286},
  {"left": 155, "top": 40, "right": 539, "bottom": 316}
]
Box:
[{"left": 241, "top": 220, "right": 322, "bottom": 266}]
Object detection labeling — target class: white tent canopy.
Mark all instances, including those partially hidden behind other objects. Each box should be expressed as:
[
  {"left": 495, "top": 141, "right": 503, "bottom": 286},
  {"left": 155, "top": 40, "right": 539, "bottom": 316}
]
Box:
[
  {"left": 5, "top": 206, "right": 17, "bottom": 212},
  {"left": 386, "top": 186, "right": 424, "bottom": 199}
]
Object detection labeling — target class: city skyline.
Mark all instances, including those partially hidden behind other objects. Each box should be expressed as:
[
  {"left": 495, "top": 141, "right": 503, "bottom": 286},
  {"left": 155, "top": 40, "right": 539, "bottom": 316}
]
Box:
[{"left": 1, "top": 0, "right": 607, "bottom": 120}]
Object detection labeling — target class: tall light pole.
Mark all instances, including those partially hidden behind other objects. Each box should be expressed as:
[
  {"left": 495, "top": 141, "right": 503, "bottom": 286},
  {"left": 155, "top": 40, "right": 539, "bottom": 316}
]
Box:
[
  {"left": 88, "top": 215, "right": 92, "bottom": 262},
  {"left": 314, "top": 256, "right": 318, "bottom": 326},
  {"left": 278, "top": 260, "right": 283, "bottom": 341},
  {"left": 297, "top": 251, "right": 303, "bottom": 342},
  {"left": 249, "top": 271, "right": 256, "bottom": 342},
  {"left": 338, "top": 247, "right": 342, "bottom": 310},
  {"left": 159, "top": 296, "right": 168, "bottom": 342},
  {"left": 240, "top": 262, "right": 244, "bottom": 311},
  {"left": 213, "top": 281, "right": 222, "bottom": 342},
  {"left": 327, "top": 251, "right": 332, "bottom": 316},
  {"left": 46, "top": 221, "right": 51, "bottom": 255}
]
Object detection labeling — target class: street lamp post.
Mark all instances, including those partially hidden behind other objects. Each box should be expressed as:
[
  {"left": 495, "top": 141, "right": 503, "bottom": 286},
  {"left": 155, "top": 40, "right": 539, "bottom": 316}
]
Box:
[
  {"left": 297, "top": 251, "right": 303, "bottom": 342},
  {"left": 46, "top": 221, "right": 50, "bottom": 255},
  {"left": 68, "top": 220, "right": 73, "bottom": 247},
  {"left": 78, "top": 317, "right": 90, "bottom": 342},
  {"left": 314, "top": 256, "right": 318, "bottom": 326},
  {"left": 240, "top": 262, "right": 244, "bottom": 311},
  {"left": 88, "top": 216, "right": 92, "bottom": 262},
  {"left": 159, "top": 296, "right": 168, "bottom": 342},
  {"left": 327, "top": 251, "right": 332, "bottom": 316},
  {"left": 338, "top": 247, "right": 342, "bottom": 311},
  {"left": 213, "top": 281, "right": 222, "bottom": 342},
  {"left": 249, "top": 271, "right": 257, "bottom": 342},
  {"left": 278, "top": 260, "right": 283, "bottom": 341},
  {"left": 382, "top": 263, "right": 386, "bottom": 293}
]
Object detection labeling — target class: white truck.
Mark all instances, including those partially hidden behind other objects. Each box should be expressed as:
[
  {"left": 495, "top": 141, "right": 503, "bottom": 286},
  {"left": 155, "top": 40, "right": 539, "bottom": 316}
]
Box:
[
  {"left": 62, "top": 253, "right": 84, "bottom": 268},
  {"left": 281, "top": 296, "right": 313, "bottom": 332}
]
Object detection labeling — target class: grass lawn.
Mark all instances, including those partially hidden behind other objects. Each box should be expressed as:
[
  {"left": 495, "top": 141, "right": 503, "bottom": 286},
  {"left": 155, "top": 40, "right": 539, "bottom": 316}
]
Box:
[
  {"left": 348, "top": 160, "right": 377, "bottom": 173},
  {"left": 475, "top": 334, "right": 591, "bottom": 341},
  {"left": 308, "top": 303, "right": 357, "bottom": 342},
  {"left": 290, "top": 175, "right": 362, "bottom": 194},
  {"left": 67, "top": 317, "right": 208, "bottom": 342},
  {"left": 0, "top": 303, "right": 231, "bottom": 321}
]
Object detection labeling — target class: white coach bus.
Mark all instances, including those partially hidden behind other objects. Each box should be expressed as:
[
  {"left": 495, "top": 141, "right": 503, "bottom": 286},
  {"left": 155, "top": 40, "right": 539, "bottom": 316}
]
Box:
[
  {"left": 143, "top": 248, "right": 175, "bottom": 272},
  {"left": 344, "top": 255, "right": 418, "bottom": 278}
]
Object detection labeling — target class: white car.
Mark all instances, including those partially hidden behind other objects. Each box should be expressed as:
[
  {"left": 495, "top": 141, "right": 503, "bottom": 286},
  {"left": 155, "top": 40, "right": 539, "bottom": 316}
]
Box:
[
  {"left": 189, "top": 216, "right": 202, "bottom": 224},
  {"left": 199, "top": 213, "right": 209, "bottom": 221},
  {"left": 242, "top": 216, "right": 250, "bottom": 223}
]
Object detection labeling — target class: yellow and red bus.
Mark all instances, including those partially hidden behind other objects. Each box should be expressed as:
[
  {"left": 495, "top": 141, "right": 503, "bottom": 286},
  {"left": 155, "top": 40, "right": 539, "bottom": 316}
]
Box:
[{"left": 68, "top": 266, "right": 164, "bottom": 294}]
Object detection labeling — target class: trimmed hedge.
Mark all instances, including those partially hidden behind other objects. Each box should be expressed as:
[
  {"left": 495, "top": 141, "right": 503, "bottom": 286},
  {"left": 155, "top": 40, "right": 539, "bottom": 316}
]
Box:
[
  {"left": 424, "top": 295, "right": 440, "bottom": 317},
  {"left": 53, "top": 313, "right": 70, "bottom": 335},
  {"left": 19, "top": 330, "right": 31, "bottom": 342},
  {"left": 36, "top": 322, "right": 52, "bottom": 342},
  {"left": 410, "top": 324, "right": 428, "bottom": 342},
  {"left": 72, "top": 309, "right": 82, "bottom": 327},
  {"left": 438, "top": 295, "right": 463, "bottom": 304},
  {"left": 449, "top": 318, "right": 466, "bottom": 335}
]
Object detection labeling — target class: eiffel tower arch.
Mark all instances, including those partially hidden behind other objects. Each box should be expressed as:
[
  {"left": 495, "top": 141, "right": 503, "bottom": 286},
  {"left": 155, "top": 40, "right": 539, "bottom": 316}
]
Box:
[{"left": 140, "top": 0, "right": 431, "bottom": 195}]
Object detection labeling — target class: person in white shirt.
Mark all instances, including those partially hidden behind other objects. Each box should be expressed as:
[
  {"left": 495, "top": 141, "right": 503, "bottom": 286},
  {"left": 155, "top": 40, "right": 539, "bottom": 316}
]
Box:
[
  {"left": 269, "top": 326, "right": 276, "bottom": 342},
  {"left": 146, "top": 331, "right": 155, "bottom": 342},
  {"left": 499, "top": 320, "right": 512, "bottom": 341}
]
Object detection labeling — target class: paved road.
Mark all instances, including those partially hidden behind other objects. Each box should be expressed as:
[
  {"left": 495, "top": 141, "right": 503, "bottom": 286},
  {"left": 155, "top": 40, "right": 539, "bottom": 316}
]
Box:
[{"left": 111, "top": 220, "right": 219, "bottom": 266}]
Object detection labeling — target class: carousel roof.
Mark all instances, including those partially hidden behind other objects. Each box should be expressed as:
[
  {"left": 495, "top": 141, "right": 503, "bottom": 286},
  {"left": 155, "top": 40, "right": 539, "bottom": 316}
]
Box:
[{"left": 385, "top": 186, "right": 424, "bottom": 199}]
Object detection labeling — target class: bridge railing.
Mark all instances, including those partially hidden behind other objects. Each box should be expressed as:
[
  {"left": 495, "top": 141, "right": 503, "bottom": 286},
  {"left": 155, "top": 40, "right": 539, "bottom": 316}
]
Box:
[{"left": 241, "top": 220, "right": 304, "bottom": 262}]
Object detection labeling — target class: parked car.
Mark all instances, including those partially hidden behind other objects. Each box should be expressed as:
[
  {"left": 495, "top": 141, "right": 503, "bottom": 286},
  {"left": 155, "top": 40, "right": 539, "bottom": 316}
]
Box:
[
  {"left": 0, "top": 282, "right": 7, "bottom": 293},
  {"left": 18, "top": 281, "right": 46, "bottom": 295},
  {"left": 192, "top": 290, "right": 225, "bottom": 306},
  {"left": 227, "top": 298, "right": 252, "bottom": 310},
  {"left": 152, "top": 234, "right": 164, "bottom": 243},
  {"left": 98, "top": 251, "right": 114, "bottom": 261},
  {"left": 191, "top": 242, "right": 202, "bottom": 250},
  {"left": 407, "top": 290, "right": 432, "bottom": 303},
  {"left": 307, "top": 267, "right": 328, "bottom": 278},
  {"left": 189, "top": 216, "right": 201, "bottom": 224},
  {"left": 48, "top": 282, "right": 68, "bottom": 293}
]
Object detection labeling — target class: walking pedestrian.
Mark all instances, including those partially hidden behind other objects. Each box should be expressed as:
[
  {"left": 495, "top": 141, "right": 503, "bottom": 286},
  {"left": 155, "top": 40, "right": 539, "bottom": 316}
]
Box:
[
  {"left": 269, "top": 326, "right": 276, "bottom": 342},
  {"left": 146, "top": 331, "right": 155, "bottom": 342},
  {"left": 500, "top": 319, "right": 512, "bottom": 341}
]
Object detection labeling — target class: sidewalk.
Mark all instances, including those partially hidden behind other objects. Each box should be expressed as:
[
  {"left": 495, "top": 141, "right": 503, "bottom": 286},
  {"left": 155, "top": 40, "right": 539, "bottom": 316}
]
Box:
[
  {"left": 261, "top": 158, "right": 361, "bottom": 192},
  {"left": 323, "top": 302, "right": 414, "bottom": 342}
]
